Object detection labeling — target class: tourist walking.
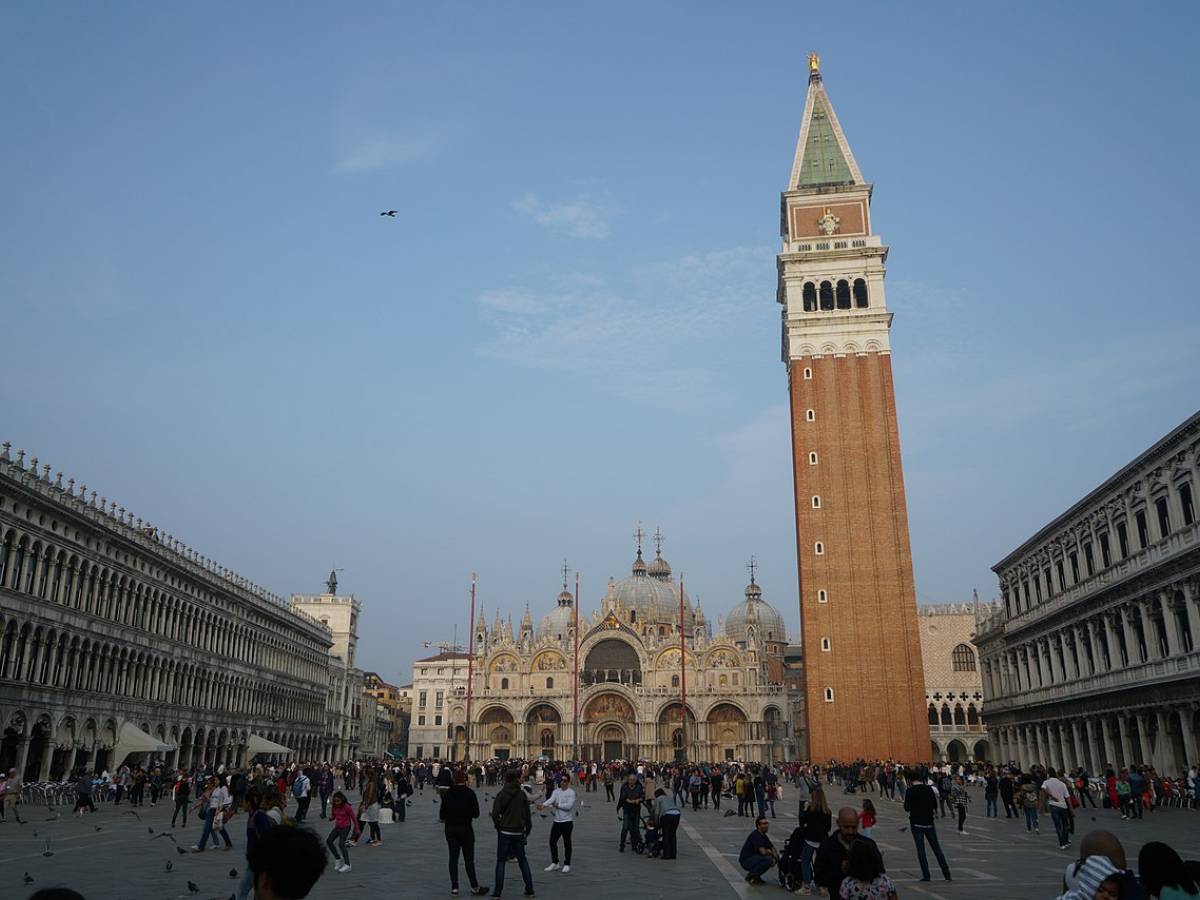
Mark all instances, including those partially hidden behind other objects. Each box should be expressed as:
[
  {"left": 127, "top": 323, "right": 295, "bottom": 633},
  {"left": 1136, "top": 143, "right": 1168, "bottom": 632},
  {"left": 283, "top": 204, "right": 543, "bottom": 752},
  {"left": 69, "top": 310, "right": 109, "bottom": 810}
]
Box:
[
  {"left": 490, "top": 768, "right": 535, "bottom": 898},
  {"left": 291, "top": 768, "right": 312, "bottom": 822},
  {"left": 326, "top": 791, "right": 359, "bottom": 873},
  {"left": 358, "top": 775, "right": 382, "bottom": 847},
  {"left": 72, "top": 768, "right": 96, "bottom": 816},
  {"left": 999, "top": 770, "right": 1017, "bottom": 818},
  {"left": 1019, "top": 775, "right": 1041, "bottom": 833},
  {"left": 440, "top": 769, "right": 490, "bottom": 897},
  {"left": 984, "top": 769, "right": 999, "bottom": 818},
  {"left": 192, "top": 775, "right": 233, "bottom": 853},
  {"left": 1042, "top": 768, "right": 1074, "bottom": 851},
  {"left": 540, "top": 773, "right": 577, "bottom": 874},
  {"left": 171, "top": 773, "right": 191, "bottom": 827},
  {"left": 903, "top": 768, "right": 951, "bottom": 882},
  {"left": 859, "top": 798, "right": 876, "bottom": 838},
  {"left": 652, "top": 786, "right": 682, "bottom": 860},
  {"left": 603, "top": 767, "right": 615, "bottom": 802},
  {"left": 2, "top": 768, "right": 23, "bottom": 823}
]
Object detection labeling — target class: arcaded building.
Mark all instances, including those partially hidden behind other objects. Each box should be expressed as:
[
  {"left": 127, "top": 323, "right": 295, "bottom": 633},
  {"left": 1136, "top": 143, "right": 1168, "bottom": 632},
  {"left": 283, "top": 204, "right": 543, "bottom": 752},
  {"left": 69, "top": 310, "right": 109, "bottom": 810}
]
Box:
[
  {"left": 459, "top": 536, "right": 795, "bottom": 763},
  {"left": 0, "top": 443, "right": 332, "bottom": 777},
  {"left": 776, "top": 55, "right": 928, "bottom": 761},
  {"left": 976, "top": 412, "right": 1200, "bottom": 774},
  {"left": 918, "top": 603, "right": 989, "bottom": 763}
]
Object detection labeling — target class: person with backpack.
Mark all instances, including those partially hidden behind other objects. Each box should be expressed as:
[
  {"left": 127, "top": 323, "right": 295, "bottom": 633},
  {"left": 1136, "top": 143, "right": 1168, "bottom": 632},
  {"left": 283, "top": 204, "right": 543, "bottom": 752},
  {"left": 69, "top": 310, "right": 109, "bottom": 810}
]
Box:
[
  {"left": 490, "top": 768, "right": 535, "bottom": 898},
  {"left": 1019, "top": 775, "right": 1041, "bottom": 833},
  {"left": 292, "top": 768, "right": 312, "bottom": 822}
]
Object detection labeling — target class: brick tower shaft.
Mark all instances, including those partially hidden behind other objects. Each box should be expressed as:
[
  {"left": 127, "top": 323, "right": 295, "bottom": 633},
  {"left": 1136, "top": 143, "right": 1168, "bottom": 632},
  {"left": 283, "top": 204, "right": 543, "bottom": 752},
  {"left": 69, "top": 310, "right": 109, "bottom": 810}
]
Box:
[{"left": 778, "top": 54, "right": 929, "bottom": 763}]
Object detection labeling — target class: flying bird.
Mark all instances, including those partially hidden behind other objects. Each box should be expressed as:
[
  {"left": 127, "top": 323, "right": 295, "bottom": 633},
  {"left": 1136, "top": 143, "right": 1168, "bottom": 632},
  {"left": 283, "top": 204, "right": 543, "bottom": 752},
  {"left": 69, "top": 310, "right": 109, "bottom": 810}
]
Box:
[
  {"left": 153, "top": 831, "right": 178, "bottom": 843},
  {"left": 380, "top": 210, "right": 398, "bottom": 217}
]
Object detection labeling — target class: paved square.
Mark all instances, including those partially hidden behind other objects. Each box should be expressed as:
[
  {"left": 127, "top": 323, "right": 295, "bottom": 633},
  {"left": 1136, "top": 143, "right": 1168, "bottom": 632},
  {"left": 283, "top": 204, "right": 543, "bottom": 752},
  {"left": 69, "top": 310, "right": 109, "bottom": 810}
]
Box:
[{"left": 3, "top": 782, "right": 1198, "bottom": 899}]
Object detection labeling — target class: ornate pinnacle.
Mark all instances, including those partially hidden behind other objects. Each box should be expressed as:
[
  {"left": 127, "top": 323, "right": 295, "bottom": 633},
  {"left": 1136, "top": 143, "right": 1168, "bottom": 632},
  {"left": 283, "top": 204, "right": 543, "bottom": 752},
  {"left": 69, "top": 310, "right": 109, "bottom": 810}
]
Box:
[
  {"left": 42, "top": 464, "right": 50, "bottom": 482},
  {"left": 54, "top": 472, "right": 63, "bottom": 489},
  {"left": 15, "top": 449, "right": 25, "bottom": 468},
  {"left": 0, "top": 442, "right": 9, "bottom": 462}
]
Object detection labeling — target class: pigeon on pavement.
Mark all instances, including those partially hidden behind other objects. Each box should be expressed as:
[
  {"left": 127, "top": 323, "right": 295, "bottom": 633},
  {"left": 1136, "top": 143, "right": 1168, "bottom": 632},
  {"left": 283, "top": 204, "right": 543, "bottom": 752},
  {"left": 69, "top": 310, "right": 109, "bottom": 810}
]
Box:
[
  {"left": 229, "top": 869, "right": 238, "bottom": 878},
  {"left": 188, "top": 880, "right": 200, "bottom": 894},
  {"left": 24, "top": 873, "right": 35, "bottom": 885}
]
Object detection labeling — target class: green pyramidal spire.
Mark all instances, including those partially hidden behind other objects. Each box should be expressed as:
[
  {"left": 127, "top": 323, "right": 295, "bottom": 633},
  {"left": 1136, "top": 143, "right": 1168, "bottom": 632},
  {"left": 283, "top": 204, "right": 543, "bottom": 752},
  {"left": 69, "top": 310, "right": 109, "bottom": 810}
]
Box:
[{"left": 788, "top": 55, "right": 865, "bottom": 191}]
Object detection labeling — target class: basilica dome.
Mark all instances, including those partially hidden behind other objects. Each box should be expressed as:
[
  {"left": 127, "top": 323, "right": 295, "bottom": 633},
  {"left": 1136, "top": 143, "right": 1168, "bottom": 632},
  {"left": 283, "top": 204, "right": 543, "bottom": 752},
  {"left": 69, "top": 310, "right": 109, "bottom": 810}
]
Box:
[
  {"left": 538, "top": 584, "right": 576, "bottom": 642},
  {"left": 724, "top": 578, "right": 787, "bottom": 645},
  {"left": 609, "top": 549, "right": 691, "bottom": 625}
]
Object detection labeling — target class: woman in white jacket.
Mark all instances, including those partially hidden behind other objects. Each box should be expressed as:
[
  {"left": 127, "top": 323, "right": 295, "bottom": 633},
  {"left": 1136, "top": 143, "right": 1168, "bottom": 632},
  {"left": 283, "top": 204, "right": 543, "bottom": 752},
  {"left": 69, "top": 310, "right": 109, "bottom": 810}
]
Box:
[{"left": 539, "top": 773, "right": 577, "bottom": 874}]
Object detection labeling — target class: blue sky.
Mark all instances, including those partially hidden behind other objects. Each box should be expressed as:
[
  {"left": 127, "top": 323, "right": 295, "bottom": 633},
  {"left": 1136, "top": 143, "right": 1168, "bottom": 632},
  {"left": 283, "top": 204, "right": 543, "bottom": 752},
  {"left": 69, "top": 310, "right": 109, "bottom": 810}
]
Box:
[{"left": 3, "top": 2, "right": 1197, "bottom": 684}]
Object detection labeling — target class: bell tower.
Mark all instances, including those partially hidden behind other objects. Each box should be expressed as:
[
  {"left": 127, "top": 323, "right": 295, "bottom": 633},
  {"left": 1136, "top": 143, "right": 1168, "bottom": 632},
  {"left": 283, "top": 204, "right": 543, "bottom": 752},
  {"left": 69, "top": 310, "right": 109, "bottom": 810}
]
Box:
[{"left": 778, "top": 54, "right": 928, "bottom": 762}]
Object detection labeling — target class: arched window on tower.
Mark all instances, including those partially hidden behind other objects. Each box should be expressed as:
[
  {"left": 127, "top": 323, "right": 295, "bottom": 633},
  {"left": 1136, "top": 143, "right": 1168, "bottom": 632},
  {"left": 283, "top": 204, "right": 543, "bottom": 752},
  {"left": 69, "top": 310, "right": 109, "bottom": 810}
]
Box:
[
  {"left": 819, "top": 281, "right": 834, "bottom": 311},
  {"left": 952, "top": 644, "right": 977, "bottom": 672},
  {"left": 836, "top": 280, "right": 851, "bottom": 310},
  {"left": 802, "top": 282, "right": 817, "bottom": 312},
  {"left": 853, "top": 278, "right": 869, "bottom": 308}
]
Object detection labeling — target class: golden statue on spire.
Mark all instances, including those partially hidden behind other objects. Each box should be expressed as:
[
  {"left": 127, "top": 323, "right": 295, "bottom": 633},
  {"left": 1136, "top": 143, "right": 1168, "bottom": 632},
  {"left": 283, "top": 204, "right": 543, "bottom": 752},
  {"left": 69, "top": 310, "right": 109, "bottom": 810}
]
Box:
[{"left": 808, "top": 52, "right": 820, "bottom": 73}]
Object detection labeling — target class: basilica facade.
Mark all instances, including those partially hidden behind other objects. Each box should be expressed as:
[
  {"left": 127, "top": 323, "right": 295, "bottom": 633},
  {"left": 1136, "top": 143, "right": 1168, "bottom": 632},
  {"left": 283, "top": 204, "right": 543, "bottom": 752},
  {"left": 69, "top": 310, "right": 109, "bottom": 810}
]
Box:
[{"left": 457, "top": 539, "right": 795, "bottom": 763}]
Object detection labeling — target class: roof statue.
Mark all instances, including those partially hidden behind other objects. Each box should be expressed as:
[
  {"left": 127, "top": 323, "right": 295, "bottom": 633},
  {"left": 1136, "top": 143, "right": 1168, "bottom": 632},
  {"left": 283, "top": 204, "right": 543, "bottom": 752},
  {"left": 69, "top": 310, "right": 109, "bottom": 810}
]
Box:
[
  {"left": 326, "top": 568, "right": 338, "bottom": 595},
  {"left": 808, "top": 51, "right": 820, "bottom": 74}
]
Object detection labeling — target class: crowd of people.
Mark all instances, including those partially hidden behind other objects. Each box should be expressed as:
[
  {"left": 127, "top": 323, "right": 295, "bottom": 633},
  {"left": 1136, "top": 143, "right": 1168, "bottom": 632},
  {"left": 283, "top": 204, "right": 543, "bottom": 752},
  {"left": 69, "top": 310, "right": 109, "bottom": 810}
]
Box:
[{"left": 5, "top": 755, "right": 1200, "bottom": 899}]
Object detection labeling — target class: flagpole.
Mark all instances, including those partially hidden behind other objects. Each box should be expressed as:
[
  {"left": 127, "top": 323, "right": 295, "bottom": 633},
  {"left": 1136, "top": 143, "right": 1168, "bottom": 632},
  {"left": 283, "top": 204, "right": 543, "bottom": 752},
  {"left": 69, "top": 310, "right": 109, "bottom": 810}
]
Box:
[
  {"left": 679, "top": 574, "right": 686, "bottom": 762},
  {"left": 573, "top": 571, "right": 580, "bottom": 762},
  {"left": 465, "top": 572, "right": 476, "bottom": 763}
]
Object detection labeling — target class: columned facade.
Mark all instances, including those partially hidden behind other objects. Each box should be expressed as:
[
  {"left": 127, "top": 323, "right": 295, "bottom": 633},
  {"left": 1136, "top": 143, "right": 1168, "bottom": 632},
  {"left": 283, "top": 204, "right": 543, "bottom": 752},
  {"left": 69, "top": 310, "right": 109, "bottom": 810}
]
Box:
[
  {"left": 977, "top": 413, "right": 1200, "bottom": 775},
  {"left": 0, "top": 442, "right": 331, "bottom": 776}
]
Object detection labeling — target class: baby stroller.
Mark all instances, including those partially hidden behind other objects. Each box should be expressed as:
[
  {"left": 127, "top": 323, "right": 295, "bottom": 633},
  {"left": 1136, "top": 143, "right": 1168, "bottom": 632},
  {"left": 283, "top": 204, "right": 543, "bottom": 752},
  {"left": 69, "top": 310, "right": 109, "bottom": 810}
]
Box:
[
  {"left": 777, "top": 827, "right": 805, "bottom": 892},
  {"left": 641, "top": 815, "right": 661, "bottom": 858}
]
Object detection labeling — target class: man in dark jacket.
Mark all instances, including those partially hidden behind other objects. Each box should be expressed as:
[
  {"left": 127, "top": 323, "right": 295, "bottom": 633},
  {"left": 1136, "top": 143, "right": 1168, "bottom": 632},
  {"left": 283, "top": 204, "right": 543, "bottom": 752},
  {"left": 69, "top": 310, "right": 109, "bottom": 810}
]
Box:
[
  {"left": 440, "top": 769, "right": 489, "bottom": 897},
  {"left": 490, "top": 769, "right": 534, "bottom": 898},
  {"left": 904, "top": 768, "right": 952, "bottom": 882},
  {"left": 618, "top": 772, "right": 646, "bottom": 852},
  {"left": 738, "top": 817, "right": 778, "bottom": 885},
  {"left": 813, "top": 807, "right": 882, "bottom": 895}
]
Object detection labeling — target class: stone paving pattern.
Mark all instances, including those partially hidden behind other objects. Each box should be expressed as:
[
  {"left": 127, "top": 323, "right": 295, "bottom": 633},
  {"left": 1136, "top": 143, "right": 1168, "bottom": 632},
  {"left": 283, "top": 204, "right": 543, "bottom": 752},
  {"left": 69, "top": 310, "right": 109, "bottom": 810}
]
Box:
[{"left": 3, "top": 783, "right": 1199, "bottom": 900}]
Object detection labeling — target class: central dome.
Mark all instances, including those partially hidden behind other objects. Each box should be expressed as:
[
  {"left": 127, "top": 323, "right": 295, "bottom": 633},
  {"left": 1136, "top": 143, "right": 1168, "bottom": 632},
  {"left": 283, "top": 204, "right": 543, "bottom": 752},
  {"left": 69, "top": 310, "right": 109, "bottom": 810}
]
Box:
[
  {"left": 724, "top": 578, "right": 787, "bottom": 645},
  {"left": 610, "top": 549, "right": 691, "bottom": 625}
]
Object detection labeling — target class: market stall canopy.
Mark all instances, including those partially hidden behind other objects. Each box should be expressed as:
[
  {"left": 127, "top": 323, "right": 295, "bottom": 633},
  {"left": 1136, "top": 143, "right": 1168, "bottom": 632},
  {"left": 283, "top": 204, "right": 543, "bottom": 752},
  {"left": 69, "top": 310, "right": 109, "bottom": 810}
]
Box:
[
  {"left": 245, "top": 734, "right": 293, "bottom": 757},
  {"left": 113, "top": 721, "right": 173, "bottom": 762}
]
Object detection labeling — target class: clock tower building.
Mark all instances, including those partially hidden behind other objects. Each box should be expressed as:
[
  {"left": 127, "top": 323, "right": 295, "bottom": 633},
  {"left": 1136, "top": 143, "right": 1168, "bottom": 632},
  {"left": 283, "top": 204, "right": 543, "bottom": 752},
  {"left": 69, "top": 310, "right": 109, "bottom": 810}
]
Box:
[{"left": 778, "top": 55, "right": 928, "bottom": 762}]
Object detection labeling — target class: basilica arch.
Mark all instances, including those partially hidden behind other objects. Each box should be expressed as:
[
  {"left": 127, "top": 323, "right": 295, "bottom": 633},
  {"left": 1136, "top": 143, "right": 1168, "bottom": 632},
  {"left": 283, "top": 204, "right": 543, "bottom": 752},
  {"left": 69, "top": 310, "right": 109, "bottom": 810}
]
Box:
[
  {"left": 704, "top": 702, "right": 749, "bottom": 762},
  {"left": 477, "top": 706, "right": 515, "bottom": 761},
  {"left": 581, "top": 691, "right": 636, "bottom": 761}
]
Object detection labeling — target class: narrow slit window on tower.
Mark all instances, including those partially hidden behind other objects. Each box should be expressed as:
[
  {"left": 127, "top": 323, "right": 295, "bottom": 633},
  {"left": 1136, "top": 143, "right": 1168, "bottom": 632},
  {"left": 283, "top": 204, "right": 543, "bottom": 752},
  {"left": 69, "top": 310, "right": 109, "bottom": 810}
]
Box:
[
  {"left": 820, "top": 637, "right": 831, "bottom": 652},
  {"left": 814, "top": 542, "right": 825, "bottom": 555},
  {"left": 812, "top": 496, "right": 821, "bottom": 508},
  {"left": 817, "top": 589, "right": 828, "bottom": 603},
  {"left": 819, "top": 281, "right": 834, "bottom": 311},
  {"left": 803, "top": 367, "right": 812, "bottom": 380},
  {"left": 808, "top": 451, "right": 818, "bottom": 465},
  {"left": 853, "top": 278, "right": 869, "bottom": 308},
  {"left": 805, "top": 409, "right": 815, "bottom": 422},
  {"left": 802, "top": 282, "right": 817, "bottom": 312},
  {"left": 824, "top": 687, "right": 834, "bottom": 703},
  {"left": 836, "top": 279, "right": 851, "bottom": 309}
]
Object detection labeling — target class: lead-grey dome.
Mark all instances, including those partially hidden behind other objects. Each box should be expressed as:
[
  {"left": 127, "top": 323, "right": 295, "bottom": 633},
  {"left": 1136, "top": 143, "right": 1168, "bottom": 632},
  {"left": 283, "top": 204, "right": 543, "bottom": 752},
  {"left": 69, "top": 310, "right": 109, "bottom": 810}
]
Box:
[
  {"left": 724, "top": 579, "right": 787, "bottom": 645},
  {"left": 610, "top": 550, "right": 691, "bottom": 625}
]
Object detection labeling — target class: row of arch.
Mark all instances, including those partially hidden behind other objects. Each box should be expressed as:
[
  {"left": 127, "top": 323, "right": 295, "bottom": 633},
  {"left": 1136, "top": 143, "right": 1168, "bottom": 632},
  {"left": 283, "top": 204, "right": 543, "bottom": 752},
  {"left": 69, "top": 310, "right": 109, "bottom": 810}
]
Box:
[
  {"left": 801, "top": 278, "right": 869, "bottom": 312},
  {"left": 0, "top": 612, "right": 321, "bottom": 725},
  {"left": 0, "top": 707, "right": 321, "bottom": 781},
  {"left": 928, "top": 702, "right": 982, "bottom": 727},
  {"left": 0, "top": 525, "right": 326, "bottom": 684}
]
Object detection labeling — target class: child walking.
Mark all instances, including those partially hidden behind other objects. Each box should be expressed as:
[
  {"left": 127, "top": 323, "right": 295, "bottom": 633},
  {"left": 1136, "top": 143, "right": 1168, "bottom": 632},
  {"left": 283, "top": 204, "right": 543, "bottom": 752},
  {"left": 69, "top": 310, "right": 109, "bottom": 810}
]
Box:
[
  {"left": 952, "top": 775, "right": 970, "bottom": 835},
  {"left": 326, "top": 791, "right": 360, "bottom": 873},
  {"left": 859, "top": 798, "right": 877, "bottom": 838}
]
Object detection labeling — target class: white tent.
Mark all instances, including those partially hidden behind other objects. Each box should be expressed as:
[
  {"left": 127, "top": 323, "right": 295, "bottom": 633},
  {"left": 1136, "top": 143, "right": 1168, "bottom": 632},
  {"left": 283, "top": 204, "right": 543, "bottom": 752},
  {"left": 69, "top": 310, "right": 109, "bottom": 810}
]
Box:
[
  {"left": 112, "top": 721, "right": 174, "bottom": 763},
  {"left": 245, "top": 733, "right": 293, "bottom": 758}
]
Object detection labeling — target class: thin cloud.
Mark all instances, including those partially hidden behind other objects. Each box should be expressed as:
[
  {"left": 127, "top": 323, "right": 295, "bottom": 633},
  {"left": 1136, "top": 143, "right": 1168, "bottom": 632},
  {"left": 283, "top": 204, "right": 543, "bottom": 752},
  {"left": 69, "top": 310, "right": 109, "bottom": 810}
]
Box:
[
  {"left": 511, "top": 193, "right": 612, "bottom": 239},
  {"left": 335, "top": 131, "right": 443, "bottom": 173}
]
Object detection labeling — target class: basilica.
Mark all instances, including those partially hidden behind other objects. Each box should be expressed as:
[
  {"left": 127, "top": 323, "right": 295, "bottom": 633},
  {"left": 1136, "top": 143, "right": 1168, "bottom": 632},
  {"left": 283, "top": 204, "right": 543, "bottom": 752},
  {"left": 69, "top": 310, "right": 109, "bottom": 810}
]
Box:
[{"left": 455, "top": 536, "right": 797, "bottom": 763}]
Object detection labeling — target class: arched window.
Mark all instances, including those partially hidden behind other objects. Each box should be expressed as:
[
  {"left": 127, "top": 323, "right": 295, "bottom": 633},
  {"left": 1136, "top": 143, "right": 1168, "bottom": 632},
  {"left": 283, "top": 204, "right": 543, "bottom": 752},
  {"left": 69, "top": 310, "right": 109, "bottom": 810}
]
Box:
[
  {"left": 817, "top": 589, "right": 828, "bottom": 603},
  {"left": 803, "top": 367, "right": 812, "bottom": 380},
  {"left": 928, "top": 704, "right": 938, "bottom": 725},
  {"left": 952, "top": 644, "right": 976, "bottom": 672},
  {"left": 546, "top": 677, "right": 554, "bottom": 689},
  {"left": 812, "top": 496, "right": 821, "bottom": 509},
  {"left": 540, "top": 728, "right": 554, "bottom": 749},
  {"left": 671, "top": 674, "right": 680, "bottom": 688},
  {"left": 967, "top": 704, "right": 979, "bottom": 725},
  {"left": 824, "top": 687, "right": 834, "bottom": 702},
  {"left": 940, "top": 705, "right": 952, "bottom": 726},
  {"left": 805, "top": 409, "right": 815, "bottom": 422},
  {"left": 814, "top": 542, "right": 824, "bottom": 555},
  {"left": 820, "top": 637, "right": 831, "bottom": 652},
  {"left": 802, "top": 282, "right": 817, "bottom": 312},
  {"left": 819, "top": 281, "right": 834, "bottom": 311},
  {"left": 836, "top": 279, "right": 851, "bottom": 310},
  {"left": 953, "top": 705, "right": 966, "bottom": 726},
  {"left": 500, "top": 677, "right": 509, "bottom": 690},
  {"left": 629, "top": 610, "right": 637, "bottom": 623},
  {"left": 809, "top": 452, "right": 818, "bottom": 465},
  {"left": 853, "top": 278, "right": 869, "bottom": 308}
]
